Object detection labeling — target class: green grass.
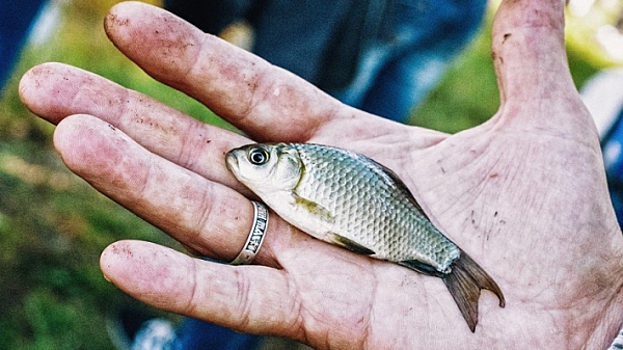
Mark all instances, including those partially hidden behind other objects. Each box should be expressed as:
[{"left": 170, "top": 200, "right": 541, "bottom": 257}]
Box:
[
  {"left": 0, "top": 1, "right": 612, "bottom": 348},
  {"left": 411, "top": 23, "right": 500, "bottom": 133}
]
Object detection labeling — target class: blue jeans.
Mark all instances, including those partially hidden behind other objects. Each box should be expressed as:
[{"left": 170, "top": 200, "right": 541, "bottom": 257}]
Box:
[
  {"left": 174, "top": 318, "right": 261, "bottom": 350},
  {"left": 328, "top": 0, "right": 487, "bottom": 122},
  {"left": 165, "top": 0, "right": 487, "bottom": 123},
  {"left": 602, "top": 108, "right": 623, "bottom": 225},
  {"left": 0, "top": 0, "right": 46, "bottom": 88}
]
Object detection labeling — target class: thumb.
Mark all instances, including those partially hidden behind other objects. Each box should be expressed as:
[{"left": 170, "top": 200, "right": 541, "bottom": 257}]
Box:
[
  {"left": 489, "top": 0, "right": 593, "bottom": 137},
  {"left": 491, "top": 0, "right": 572, "bottom": 105}
]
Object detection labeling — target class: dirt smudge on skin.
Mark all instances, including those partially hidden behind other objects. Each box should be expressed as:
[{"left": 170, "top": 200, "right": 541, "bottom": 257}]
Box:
[{"left": 110, "top": 241, "right": 134, "bottom": 258}]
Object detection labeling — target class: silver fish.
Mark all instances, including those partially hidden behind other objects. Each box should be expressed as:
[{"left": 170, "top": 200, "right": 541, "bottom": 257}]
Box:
[
  {"left": 607, "top": 326, "right": 623, "bottom": 350},
  {"left": 225, "top": 143, "right": 505, "bottom": 332}
]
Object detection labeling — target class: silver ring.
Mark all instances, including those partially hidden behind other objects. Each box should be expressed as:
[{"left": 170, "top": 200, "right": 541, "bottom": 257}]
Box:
[{"left": 229, "top": 201, "right": 269, "bottom": 265}]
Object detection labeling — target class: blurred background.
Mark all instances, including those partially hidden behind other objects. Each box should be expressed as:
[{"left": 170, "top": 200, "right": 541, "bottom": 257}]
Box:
[{"left": 0, "top": 0, "right": 621, "bottom": 348}]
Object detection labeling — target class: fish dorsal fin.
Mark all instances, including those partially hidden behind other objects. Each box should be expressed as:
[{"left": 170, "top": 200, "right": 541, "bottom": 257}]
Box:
[
  {"left": 365, "top": 157, "right": 430, "bottom": 221},
  {"left": 327, "top": 233, "right": 376, "bottom": 255},
  {"left": 292, "top": 192, "right": 335, "bottom": 224}
]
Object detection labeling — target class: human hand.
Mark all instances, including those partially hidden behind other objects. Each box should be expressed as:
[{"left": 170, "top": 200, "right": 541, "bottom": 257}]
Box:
[{"left": 18, "top": 0, "right": 623, "bottom": 348}]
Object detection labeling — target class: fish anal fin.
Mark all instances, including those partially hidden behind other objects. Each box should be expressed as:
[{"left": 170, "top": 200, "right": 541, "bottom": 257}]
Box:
[
  {"left": 293, "top": 193, "right": 335, "bottom": 224},
  {"left": 442, "top": 251, "right": 505, "bottom": 332},
  {"left": 398, "top": 260, "right": 445, "bottom": 278},
  {"left": 327, "top": 233, "right": 375, "bottom": 255}
]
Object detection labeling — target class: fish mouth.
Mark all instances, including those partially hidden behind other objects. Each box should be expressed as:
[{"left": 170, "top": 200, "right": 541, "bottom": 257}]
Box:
[{"left": 224, "top": 152, "right": 239, "bottom": 173}]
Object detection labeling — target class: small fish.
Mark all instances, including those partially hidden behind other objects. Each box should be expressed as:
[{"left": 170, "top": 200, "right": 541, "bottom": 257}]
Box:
[
  {"left": 607, "top": 325, "right": 623, "bottom": 350},
  {"left": 225, "top": 143, "right": 505, "bottom": 332}
]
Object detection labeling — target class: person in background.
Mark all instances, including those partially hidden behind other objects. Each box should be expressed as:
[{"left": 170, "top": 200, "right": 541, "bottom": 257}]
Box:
[{"left": 164, "top": 0, "right": 488, "bottom": 123}]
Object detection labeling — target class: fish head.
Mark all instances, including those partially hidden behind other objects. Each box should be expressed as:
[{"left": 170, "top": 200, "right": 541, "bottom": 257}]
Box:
[{"left": 225, "top": 143, "right": 303, "bottom": 196}]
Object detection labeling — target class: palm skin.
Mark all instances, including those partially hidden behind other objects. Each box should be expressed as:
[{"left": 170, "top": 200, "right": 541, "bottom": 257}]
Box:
[{"left": 17, "top": 0, "right": 623, "bottom": 348}]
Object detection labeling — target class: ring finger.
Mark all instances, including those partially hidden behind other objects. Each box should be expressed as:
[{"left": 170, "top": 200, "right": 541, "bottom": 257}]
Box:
[{"left": 53, "top": 113, "right": 294, "bottom": 267}]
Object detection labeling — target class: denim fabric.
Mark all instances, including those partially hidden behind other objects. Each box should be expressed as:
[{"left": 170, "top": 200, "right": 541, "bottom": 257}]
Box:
[
  {"left": 328, "top": 0, "right": 487, "bottom": 122},
  {"left": 174, "top": 318, "right": 261, "bottom": 350},
  {"left": 581, "top": 69, "right": 623, "bottom": 226},
  {"left": 251, "top": 0, "right": 353, "bottom": 84},
  {"left": 165, "top": 0, "right": 487, "bottom": 123},
  {"left": 0, "top": 0, "right": 46, "bottom": 88},
  {"left": 602, "top": 108, "right": 623, "bottom": 225}
]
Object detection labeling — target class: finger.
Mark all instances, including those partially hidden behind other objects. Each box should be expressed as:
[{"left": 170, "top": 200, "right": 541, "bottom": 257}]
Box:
[
  {"left": 100, "top": 240, "right": 303, "bottom": 339},
  {"left": 53, "top": 114, "right": 288, "bottom": 264},
  {"left": 488, "top": 0, "right": 595, "bottom": 137},
  {"left": 19, "top": 62, "right": 248, "bottom": 192},
  {"left": 491, "top": 0, "right": 576, "bottom": 105},
  {"left": 103, "top": 1, "right": 363, "bottom": 142},
  {"left": 19, "top": 62, "right": 438, "bottom": 184}
]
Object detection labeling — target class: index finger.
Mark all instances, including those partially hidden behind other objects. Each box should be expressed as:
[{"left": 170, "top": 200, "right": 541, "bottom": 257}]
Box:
[{"left": 104, "top": 1, "right": 354, "bottom": 142}]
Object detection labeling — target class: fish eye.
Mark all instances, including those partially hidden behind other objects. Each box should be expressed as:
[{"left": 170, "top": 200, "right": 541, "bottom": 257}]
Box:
[{"left": 248, "top": 147, "right": 270, "bottom": 165}]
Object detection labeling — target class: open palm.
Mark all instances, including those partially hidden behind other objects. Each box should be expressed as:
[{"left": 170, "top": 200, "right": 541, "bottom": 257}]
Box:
[{"left": 19, "top": 0, "right": 623, "bottom": 348}]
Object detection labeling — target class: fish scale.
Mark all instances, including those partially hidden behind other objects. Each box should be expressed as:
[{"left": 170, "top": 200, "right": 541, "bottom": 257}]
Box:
[
  {"left": 293, "top": 143, "right": 458, "bottom": 271},
  {"left": 225, "top": 142, "right": 505, "bottom": 332}
]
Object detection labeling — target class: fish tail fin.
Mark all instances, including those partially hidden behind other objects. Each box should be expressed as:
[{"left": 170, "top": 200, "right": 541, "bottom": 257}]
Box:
[{"left": 442, "top": 251, "right": 505, "bottom": 332}]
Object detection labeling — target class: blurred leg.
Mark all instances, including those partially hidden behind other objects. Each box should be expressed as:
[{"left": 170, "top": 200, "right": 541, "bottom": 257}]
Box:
[
  {"left": 0, "top": 0, "right": 46, "bottom": 87},
  {"left": 328, "top": 0, "right": 487, "bottom": 122},
  {"left": 175, "top": 318, "right": 261, "bottom": 350},
  {"left": 360, "top": 50, "right": 449, "bottom": 123}
]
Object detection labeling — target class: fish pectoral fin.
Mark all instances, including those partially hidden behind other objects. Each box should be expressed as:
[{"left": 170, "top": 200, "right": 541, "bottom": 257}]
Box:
[
  {"left": 327, "top": 233, "right": 376, "bottom": 255},
  {"left": 293, "top": 192, "right": 335, "bottom": 224}
]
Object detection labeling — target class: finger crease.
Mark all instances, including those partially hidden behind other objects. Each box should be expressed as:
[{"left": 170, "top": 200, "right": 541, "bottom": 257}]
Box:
[
  {"left": 177, "top": 120, "right": 205, "bottom": 171},
  {"left": 234, "top": 63, "right": 276, "bottom": 128},
  {"left": 184, "top": 258, "right": 201, "bottom": 315},
  {"left": 188, "top": 181, "right": 216, "bottom": 251},
  {"left": 233, "top": 268, "right": 253, "bottom": 329}
]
